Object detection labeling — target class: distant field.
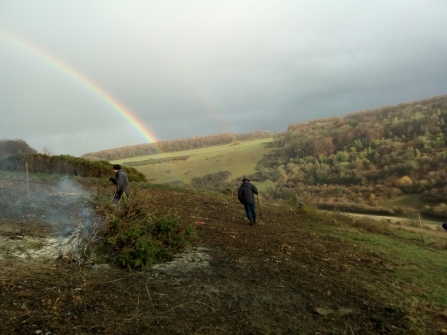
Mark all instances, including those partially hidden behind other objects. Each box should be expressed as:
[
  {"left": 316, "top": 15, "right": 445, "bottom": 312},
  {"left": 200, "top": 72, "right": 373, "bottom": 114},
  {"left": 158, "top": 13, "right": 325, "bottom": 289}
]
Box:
[{"left": 111, "top": 138, "right": 274, "bottom": 187}]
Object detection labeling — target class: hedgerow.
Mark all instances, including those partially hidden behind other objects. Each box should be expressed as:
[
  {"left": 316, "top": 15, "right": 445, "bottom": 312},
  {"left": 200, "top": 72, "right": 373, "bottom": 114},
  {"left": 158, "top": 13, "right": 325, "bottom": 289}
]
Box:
[{"left": 0, "top": 153, "right": 145, "bottom": 181}]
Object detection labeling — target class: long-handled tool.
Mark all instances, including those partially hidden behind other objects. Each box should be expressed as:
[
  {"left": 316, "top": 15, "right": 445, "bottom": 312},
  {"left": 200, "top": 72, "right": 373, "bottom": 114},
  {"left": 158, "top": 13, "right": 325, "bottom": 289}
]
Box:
[{"left": 257, "top": 194, "right": 262, "bottom": 218}]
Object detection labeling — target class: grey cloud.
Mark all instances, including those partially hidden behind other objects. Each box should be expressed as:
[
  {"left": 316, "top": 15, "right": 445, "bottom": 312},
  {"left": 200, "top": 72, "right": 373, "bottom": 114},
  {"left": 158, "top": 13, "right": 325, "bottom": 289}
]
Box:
[{"left": 1, "top": 1, "right": 446, "bottom": 156}]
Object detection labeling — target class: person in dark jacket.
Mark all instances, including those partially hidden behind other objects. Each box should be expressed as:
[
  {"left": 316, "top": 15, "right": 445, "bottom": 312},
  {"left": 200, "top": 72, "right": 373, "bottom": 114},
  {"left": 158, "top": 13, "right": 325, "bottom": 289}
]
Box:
[
  {"left": 238, "top": 177, "right": 258, "bottom": 226},
  {"left": 442, "top": 222, "right": 447, "bottom": 231},
  {"left": 109, "top": 164, "right": 130, "bottom": 203}
]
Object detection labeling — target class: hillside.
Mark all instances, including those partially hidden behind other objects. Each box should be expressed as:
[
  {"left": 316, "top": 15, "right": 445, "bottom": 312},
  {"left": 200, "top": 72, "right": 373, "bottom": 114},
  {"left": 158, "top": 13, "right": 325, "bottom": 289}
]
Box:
[
  {"left": 7, "top": 94, "right": 445, "bottom": 219},
  {"left": 82, "top": 131, "right": 275, "bottom": 161},
  {"left": 112, "top": 138, "right": 274, "bottom": 188},
  {"left": 255, "top": 94, "right": 447, "bottom": 217},
  {"left": 1, "top": 173, "right": 447, "bottom": 334},
  {"left": 99, "top": 94, "right": 447, "bottom": 220}
]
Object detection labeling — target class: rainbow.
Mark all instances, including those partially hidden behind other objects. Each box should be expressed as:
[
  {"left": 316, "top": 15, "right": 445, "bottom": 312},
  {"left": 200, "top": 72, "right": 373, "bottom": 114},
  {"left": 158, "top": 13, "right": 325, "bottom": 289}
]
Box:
[
  {"left": 0, "top": 28, "right": 238, "bottom": 185},
  {"left": 0, "top": 29, "right": 160, "bottom": 146}
]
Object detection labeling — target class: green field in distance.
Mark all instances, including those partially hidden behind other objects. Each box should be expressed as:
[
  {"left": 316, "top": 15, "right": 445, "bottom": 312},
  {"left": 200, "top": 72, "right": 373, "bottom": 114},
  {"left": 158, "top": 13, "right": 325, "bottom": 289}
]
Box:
[{"left": 112, "top": 138, "right": 273, "bottom": 187}]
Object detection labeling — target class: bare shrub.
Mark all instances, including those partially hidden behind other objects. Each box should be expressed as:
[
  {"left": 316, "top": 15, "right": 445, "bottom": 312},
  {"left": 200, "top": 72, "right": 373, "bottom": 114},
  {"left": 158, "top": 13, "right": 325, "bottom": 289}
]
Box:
[{"left": 432, "top": 203, "right": 447, "bottom": 215}]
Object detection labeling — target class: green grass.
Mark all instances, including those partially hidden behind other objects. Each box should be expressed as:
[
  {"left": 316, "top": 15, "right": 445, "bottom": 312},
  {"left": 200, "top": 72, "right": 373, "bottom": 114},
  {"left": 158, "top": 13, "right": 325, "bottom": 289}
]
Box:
[
  {"left": 111, "top": 138, "right": 273, "bottom": 185},
  {"left": 321, "top": 223, "right": 447, "bottom": 306}
]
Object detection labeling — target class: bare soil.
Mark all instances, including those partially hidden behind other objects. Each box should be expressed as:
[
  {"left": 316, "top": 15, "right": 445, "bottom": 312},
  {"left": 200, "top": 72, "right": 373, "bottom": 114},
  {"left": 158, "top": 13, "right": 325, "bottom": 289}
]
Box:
[{"left": 0, "top": 177, "right": 446, "bottom": 334}]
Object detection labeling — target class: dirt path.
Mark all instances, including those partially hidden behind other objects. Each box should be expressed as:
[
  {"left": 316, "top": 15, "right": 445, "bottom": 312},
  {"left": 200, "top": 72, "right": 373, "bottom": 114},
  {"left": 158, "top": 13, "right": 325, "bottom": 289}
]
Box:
[
  {"left": 335, "top": 211, "right": 447, "bottom": 237},
  {"left": 341, "top": 212, "right": 440, "bottom": 226}
]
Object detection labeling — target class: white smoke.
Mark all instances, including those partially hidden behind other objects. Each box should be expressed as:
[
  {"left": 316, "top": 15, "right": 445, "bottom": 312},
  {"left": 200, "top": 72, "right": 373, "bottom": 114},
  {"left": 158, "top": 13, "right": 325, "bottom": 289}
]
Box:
[{"left": 0, "top": 174, "right": 97, "bottom": 260}]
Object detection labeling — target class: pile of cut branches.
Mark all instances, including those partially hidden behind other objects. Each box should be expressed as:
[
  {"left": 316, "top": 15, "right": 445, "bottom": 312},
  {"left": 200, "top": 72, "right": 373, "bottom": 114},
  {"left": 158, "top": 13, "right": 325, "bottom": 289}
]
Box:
[{"left": 79, "top": 188, "right": 196, "bottom": 270}]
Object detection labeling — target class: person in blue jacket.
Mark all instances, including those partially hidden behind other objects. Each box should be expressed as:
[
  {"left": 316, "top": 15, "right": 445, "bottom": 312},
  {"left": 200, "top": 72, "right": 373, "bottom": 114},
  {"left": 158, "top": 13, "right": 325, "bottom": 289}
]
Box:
[{"left": 238, "top": 177, "right": 258, "bottom": 226}]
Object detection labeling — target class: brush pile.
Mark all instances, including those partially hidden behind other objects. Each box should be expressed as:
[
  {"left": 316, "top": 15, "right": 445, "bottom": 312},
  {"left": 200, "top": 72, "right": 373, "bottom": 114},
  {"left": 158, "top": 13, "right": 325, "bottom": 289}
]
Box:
[{"left": 83, "top": 190, "right": 196, "bottom": 269}]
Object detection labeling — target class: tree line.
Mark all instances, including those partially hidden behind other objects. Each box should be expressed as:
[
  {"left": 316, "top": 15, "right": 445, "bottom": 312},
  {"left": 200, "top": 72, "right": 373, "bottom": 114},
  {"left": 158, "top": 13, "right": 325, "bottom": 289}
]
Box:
[
  {"left": 190, "top": 171, "right": 232, "bottom": 190},
  {"left": 81, "top": 131, "right": 274, "bottom": 161}
]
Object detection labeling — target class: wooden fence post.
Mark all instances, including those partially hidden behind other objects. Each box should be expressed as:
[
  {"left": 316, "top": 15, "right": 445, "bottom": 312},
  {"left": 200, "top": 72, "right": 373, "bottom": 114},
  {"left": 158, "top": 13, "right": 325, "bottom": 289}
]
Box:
[{"left": 26, "top": 162, "right": 30, "bottom": 199}]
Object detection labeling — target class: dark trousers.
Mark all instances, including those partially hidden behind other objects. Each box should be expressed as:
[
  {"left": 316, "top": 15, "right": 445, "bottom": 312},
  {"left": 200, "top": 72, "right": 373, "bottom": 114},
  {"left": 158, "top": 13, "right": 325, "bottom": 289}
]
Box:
[
  {"left": 113, "top": 189, "right": 129, "bottom": 203},
  {"left": 244, "top": 204, "right": 256, "bottom": 223},
  {"left": 113, "top": 191, "right": 123, "bottom": 203}
]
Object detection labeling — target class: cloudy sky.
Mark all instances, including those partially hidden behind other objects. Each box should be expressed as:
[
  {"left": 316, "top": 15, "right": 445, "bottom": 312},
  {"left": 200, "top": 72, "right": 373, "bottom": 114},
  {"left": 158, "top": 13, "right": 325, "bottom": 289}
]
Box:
[{"left": 1, "top": 1, "right": 446, "bottom": 156}]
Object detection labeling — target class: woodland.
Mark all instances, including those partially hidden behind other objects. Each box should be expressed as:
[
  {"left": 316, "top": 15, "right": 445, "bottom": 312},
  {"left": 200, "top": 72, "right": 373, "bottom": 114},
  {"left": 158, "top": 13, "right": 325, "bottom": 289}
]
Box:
[{"left": 253, "top": 94, "right": 447, "bottom": 218}]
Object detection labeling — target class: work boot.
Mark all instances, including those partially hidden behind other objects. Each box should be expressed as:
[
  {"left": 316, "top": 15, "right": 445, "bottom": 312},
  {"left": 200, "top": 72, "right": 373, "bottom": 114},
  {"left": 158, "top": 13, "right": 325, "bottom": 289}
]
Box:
[{"left": 253, "top": 219, "right": 257, "bottom": 225}]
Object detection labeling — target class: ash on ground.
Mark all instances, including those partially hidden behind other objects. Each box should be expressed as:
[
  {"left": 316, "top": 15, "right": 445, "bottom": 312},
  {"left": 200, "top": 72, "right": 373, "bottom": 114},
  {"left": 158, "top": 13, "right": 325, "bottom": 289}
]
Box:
[
  {"left": 0, "top": 225, "right": 83, "bottom": 260},
  {"left": 151, "top": 247, "right": 211, "bottom": 273}
]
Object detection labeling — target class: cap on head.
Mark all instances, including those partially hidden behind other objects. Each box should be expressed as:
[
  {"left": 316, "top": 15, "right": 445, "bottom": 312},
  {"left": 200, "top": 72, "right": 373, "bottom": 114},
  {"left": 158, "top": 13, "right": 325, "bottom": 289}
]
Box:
[
  {"left": 241, "top": 176, "right": 250, "bottom": 182},
  {"left": 113, "top": 164, "right": 121, "bottom": 170}
]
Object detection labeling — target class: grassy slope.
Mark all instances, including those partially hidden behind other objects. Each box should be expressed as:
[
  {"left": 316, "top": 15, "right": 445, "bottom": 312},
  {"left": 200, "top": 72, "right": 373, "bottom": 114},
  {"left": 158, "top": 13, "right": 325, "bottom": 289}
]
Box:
[
  {"left": 321, "top": 219, "right": 447, "bottom": 306},
  {"left": 1, "top": 173, "right": 447, "bottom": 333},
  {"left": 111, "top": 138, "right": 273, "bottom": 186}
]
